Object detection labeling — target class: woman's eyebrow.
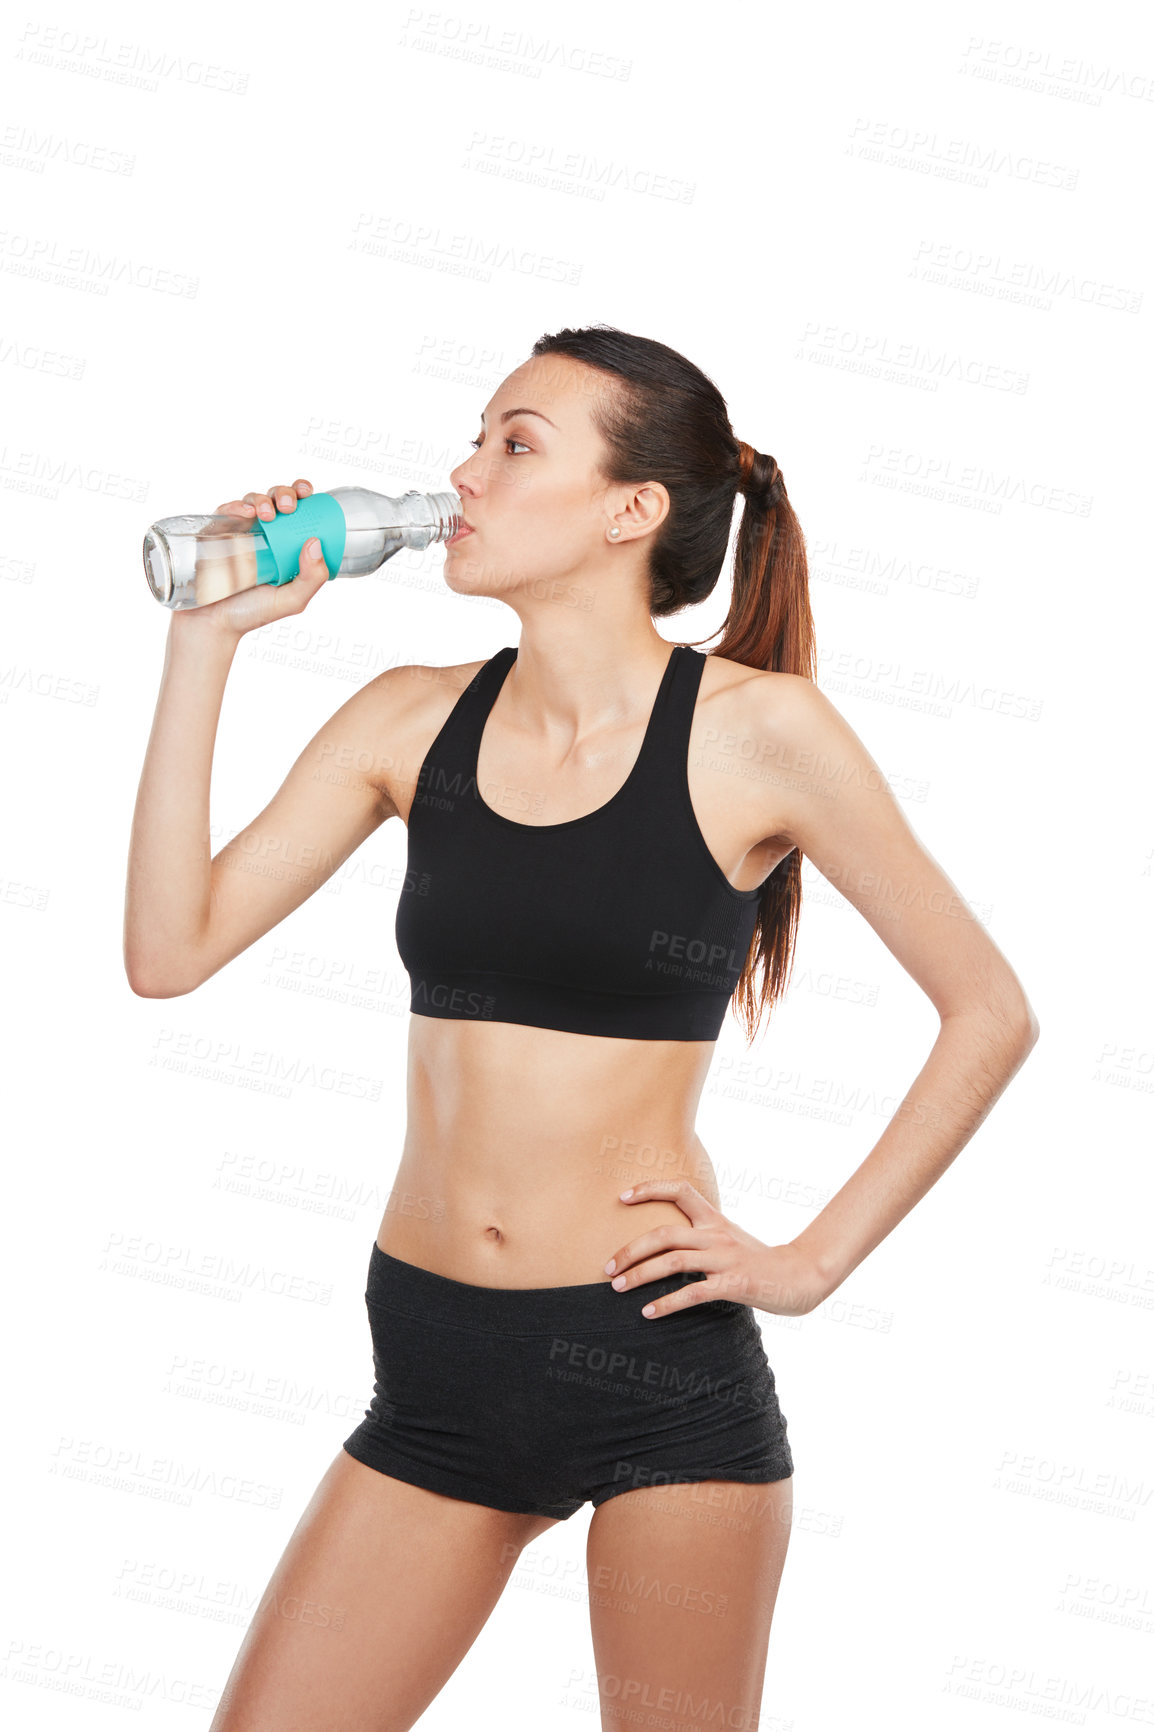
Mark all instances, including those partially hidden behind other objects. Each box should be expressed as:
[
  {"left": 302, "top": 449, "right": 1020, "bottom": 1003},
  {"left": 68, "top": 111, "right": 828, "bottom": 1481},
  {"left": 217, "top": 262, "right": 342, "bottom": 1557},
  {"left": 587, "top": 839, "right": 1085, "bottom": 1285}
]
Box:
[{"left": 479, "top": 407, "right": 558, "bottom": 428}]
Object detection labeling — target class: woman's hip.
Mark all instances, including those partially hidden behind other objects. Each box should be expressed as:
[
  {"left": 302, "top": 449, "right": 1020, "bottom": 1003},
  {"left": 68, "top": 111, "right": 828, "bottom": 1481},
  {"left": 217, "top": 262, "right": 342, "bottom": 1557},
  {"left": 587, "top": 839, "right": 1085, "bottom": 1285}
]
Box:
[{"left": 359, "top": 1240, "right": 783, "bottom": 1438}]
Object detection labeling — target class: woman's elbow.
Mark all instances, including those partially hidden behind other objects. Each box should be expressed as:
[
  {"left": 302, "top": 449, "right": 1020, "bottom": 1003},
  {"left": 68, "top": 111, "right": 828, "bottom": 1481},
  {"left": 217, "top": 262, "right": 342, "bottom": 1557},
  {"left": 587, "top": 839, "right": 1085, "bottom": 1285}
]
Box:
[
  {"left": 123, "top": 954, "right": 201, "bottom": 999},
  {"left": 1021, "top": 1003, "right": 1041, "bottom": 1055},
  {"left": 1004, "top": 990, "right": 1041, "bottom": 1059}
]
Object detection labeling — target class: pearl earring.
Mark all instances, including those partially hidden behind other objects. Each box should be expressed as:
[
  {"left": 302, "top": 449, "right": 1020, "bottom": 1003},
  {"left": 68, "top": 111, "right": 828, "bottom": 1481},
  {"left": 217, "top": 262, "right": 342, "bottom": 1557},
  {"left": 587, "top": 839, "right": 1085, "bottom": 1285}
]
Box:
[{"left": 608, "top": 526, "right": 621, "bottom": 539}]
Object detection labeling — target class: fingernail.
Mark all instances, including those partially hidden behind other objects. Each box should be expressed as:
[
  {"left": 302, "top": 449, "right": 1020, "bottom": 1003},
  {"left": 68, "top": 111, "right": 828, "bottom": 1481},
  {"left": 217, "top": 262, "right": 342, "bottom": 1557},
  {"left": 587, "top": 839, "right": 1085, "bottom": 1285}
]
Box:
[
  {"left": 619, "top": 1189, "right": 633, "bottom": 1200},
  {"left": 611, "top": 1275, "right": 626, "bottom": 1290},
  {"left": 306, "top": 537, "right": 320, "bottom": 557},
  {"left": 604, "top": 1260, "right": 615, "bottom": 1275}
]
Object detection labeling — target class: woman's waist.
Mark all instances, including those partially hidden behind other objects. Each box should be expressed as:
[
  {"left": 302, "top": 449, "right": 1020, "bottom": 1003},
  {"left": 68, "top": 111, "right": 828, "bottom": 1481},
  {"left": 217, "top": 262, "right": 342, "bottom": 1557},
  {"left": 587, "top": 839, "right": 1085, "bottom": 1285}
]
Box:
[
  {"left": 379, "top": 1131, "right": 719, "bottom": 1287},
  {"left": 394, "top": 1119, "right": 716, "bottom": 1210}
]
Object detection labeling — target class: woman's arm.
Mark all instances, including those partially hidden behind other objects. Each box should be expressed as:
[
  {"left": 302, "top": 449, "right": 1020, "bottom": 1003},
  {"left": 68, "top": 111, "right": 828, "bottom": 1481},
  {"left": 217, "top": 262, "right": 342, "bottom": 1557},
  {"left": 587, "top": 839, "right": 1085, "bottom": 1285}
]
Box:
[
  {"left": 123, "top": 612, "right": 246, "bottom": 994},
  {"left": 757, "top": 675, "right": 1040, "bottom": 1302},
  {"left": 123, "top": 480, "right": 404, "bottom": 997},
  {"left": 594, "top": 666, "right": 1041, "bottom": 1322},
  {"left": 791, "top": 1005, "right": 1036, "bottom": 1301}
]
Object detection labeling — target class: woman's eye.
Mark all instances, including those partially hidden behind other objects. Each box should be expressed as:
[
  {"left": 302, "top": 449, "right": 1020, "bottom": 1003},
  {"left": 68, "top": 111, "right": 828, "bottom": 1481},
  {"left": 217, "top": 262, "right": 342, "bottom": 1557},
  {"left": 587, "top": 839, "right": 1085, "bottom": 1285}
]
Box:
[{"left": 468, "top": 436, "right": 530, "bottom": 454}]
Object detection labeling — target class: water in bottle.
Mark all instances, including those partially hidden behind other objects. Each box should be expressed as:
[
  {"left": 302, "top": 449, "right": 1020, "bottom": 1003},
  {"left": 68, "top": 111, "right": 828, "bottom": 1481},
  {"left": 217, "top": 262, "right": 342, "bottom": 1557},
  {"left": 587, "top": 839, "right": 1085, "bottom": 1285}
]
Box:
[{"left": 143, "top": 486, "right": 463, "bottom": 609}]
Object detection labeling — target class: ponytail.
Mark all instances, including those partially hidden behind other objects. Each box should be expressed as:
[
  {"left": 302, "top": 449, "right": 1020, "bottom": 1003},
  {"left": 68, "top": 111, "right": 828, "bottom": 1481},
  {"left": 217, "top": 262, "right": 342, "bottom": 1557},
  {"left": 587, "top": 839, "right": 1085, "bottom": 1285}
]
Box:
[{"left": 710, "top": 444, "right": 816, "bottom": 1042}]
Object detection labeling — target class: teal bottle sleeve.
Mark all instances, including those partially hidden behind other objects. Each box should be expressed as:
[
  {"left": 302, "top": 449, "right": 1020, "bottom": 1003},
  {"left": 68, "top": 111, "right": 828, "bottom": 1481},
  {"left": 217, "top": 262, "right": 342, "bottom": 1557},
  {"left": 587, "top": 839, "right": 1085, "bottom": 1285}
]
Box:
[{"left": 255, "top": 492, "right": 347, "bottom": 585}]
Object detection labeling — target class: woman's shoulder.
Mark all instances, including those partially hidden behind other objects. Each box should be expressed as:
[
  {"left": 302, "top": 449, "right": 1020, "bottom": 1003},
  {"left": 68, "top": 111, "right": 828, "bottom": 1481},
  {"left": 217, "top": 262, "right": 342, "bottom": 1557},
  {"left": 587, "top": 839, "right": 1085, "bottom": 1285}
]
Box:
[{"left": 699, "top": 649, "right": 829, "bottom": 732}]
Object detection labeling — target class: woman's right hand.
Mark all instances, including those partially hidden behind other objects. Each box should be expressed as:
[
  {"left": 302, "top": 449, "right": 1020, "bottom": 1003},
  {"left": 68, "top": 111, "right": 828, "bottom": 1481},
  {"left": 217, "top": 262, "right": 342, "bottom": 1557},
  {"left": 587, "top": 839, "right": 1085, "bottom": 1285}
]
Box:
[{"left": 173, "top": 478, "right": 331, "bottom": 638}]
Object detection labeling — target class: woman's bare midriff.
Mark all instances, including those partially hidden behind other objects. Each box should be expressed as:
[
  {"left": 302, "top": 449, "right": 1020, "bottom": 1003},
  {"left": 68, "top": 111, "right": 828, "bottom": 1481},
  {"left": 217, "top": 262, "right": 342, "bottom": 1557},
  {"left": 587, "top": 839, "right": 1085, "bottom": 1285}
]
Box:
[{"left": 375, "top": 1013, "right": 722, "bottom": 1288}]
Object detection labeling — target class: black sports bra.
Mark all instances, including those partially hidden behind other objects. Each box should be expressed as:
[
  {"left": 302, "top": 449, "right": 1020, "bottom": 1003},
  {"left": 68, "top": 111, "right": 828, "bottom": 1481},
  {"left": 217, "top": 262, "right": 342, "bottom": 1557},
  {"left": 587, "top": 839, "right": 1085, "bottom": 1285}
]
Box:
[{"left": 394, "top": 643, "right": 767, "bottom": 1041}]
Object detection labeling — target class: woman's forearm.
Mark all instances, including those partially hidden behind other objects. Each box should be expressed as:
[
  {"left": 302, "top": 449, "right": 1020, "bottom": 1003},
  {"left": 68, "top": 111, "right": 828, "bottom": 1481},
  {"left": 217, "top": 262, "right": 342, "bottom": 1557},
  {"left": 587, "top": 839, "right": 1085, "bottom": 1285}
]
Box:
[
  {"left": 787, "top": 997, "right": 1039, "bottom": 1300},
  {"left": 123, "top": 614, "right": 240, "bottom": 994}
]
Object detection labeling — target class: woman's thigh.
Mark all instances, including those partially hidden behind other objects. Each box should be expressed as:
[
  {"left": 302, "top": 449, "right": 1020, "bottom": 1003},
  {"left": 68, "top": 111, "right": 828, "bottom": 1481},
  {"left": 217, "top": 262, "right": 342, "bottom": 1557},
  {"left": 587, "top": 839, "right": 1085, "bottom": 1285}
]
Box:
[
  {"left": 584, "top": 1474, "right": 793, "bottom": 1732},
  {"left": 210, "top": 1449, "right": 562, "bottom": 1732}
]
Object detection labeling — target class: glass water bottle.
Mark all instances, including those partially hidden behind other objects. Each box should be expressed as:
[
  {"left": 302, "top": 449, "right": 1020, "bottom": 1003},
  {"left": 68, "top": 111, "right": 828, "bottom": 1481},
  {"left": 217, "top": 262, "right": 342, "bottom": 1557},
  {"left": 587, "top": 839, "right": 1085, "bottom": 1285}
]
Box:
[{"left": 143, "top": 486, "right": 463, "bottom": 610}]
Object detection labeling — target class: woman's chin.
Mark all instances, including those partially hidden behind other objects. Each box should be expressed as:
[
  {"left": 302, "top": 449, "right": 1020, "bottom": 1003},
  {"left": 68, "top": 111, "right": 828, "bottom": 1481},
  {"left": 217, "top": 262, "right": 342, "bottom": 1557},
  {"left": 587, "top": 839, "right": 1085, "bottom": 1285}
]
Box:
[{"left": 442, "top": 552, "right": 492, "bottom": 594}]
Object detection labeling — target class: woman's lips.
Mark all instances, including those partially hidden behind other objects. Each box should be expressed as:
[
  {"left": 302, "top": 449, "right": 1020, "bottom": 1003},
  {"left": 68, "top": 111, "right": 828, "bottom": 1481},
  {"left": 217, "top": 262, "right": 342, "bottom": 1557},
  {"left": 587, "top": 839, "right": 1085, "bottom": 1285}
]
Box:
[{"left": 447, "top": 524, "right": 475, "bottom": 546}]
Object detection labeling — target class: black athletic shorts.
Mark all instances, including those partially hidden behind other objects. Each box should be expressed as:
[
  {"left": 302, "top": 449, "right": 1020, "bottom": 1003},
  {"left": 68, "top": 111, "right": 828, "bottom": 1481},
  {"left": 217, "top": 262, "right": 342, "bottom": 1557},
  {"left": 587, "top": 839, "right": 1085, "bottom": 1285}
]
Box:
[{"left": 342, "top": 1241, "right": 793, "bottom": 1521}]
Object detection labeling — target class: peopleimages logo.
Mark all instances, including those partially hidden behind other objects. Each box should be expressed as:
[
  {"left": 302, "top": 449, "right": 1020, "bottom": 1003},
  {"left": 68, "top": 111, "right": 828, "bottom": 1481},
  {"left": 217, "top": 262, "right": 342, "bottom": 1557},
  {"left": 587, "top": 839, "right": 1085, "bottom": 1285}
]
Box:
[
  {"left": 641, "top": 935, "right": 741, "bottom": 976},
  {"left": 396, "top": 11, "right": 632, "bottom": 81},
  {"left": 0, "top": 227, "right": 198, "bottom": 297},
  {"left": 462, "top": 131, "right": 694, "bottom": 204},
  {"left": 410, "top": 979, "right": 496, "bottom": 1018},
  {"left": 349, "top": 213, "right": 582, "bottom": 287},
  {"left": 958, "top": 36, "right": 1154, "bottom": 105},
  {"left": 15, "top": 23, "right": 250, "bottom": 95},
  {"left": 911, "top": 238, "right": 1142, "bottom": 314},
  {"left": 847, "top": 116, "right": 1079, "bottom": 190}
]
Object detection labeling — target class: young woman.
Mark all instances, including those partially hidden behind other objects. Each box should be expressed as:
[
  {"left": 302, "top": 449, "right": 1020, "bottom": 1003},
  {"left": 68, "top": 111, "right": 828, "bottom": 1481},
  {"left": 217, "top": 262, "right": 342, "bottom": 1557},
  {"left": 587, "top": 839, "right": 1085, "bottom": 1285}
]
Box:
[{"left": 125, "top": 324, "right": 1038, "bottom": 1731}]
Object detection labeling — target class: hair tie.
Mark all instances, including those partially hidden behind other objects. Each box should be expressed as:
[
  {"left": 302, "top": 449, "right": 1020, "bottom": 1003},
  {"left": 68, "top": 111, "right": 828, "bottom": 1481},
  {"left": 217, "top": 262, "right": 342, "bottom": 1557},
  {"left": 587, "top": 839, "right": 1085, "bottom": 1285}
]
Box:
[{"left": 735, "top": 441, "right": 785, "bottom": 510}]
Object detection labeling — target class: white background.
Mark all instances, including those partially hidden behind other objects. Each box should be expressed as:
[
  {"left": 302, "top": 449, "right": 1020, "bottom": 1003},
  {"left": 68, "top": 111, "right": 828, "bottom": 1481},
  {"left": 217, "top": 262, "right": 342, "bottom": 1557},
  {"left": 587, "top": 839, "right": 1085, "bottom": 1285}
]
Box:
[{"left": 2, "top": 0, "right": 1151, "bottom": 1726}]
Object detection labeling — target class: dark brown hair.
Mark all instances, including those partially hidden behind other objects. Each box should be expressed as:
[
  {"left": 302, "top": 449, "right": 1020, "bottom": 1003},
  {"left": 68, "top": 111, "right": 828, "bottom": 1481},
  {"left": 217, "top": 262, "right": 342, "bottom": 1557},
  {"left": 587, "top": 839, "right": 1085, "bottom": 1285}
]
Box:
[{"left": 529, "top": 322, "right": 817, "bottom": 1043}]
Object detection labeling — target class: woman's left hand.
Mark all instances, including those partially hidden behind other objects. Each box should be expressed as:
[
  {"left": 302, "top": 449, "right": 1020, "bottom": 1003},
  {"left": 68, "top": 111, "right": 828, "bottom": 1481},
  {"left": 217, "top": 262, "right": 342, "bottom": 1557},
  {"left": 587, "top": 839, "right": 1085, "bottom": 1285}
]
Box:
[{"left": 604, "top": 1179, "right": 828, "bottom": 1319}]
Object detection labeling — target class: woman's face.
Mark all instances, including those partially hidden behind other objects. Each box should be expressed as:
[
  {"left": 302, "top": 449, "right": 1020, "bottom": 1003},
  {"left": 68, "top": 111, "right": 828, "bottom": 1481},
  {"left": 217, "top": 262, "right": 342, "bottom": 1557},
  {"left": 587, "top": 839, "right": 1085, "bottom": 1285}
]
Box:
[{"left": 444, "top": 354, "right": 659, "bottom": 603}]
